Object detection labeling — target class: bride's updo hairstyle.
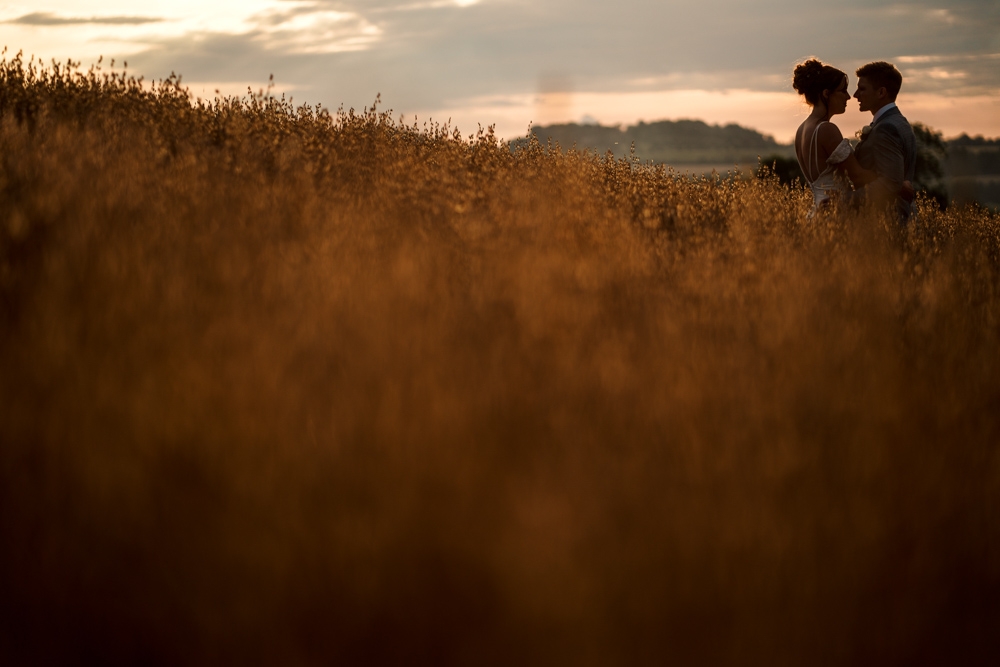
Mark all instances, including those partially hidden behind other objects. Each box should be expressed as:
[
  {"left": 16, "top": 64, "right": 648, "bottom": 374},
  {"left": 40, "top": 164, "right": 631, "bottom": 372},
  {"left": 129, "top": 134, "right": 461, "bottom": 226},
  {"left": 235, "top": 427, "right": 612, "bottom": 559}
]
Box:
[{"left": 793, "top": 58, "right": 847, "bottom": 106}]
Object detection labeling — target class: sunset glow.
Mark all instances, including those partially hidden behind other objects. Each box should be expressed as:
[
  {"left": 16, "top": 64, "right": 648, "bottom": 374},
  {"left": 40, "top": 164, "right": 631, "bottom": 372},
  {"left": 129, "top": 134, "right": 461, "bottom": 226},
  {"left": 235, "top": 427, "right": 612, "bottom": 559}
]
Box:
[
  {"left": 410, "top": 89, "right": 1000, "bottom": 144},
  {"left": 3, "top": 1, "right": 998, "bottom": 145}
]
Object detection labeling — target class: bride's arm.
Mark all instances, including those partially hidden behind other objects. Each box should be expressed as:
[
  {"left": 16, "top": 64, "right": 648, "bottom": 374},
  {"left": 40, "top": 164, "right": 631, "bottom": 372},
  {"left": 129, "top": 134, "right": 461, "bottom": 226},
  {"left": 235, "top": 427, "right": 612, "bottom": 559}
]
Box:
[
  {"left": 816, "top": 124, "right": 876, "bottom": 187},
  {"left": 838, "top": 153, "right": 878, "bottom": 187},
  {"left": 820, "top": 124, "right": 912, "bottom": 196},
  {"left": 835, "top": 148, "right": 915, "bottom": 199}
]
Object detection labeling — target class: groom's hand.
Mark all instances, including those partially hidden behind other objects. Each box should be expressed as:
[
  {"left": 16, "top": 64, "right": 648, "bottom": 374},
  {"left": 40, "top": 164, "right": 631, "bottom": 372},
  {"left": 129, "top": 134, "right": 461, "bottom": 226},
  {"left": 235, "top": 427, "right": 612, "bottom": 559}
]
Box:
[{"left": 900, "top": 181, "right": 916, "bottom": 203}]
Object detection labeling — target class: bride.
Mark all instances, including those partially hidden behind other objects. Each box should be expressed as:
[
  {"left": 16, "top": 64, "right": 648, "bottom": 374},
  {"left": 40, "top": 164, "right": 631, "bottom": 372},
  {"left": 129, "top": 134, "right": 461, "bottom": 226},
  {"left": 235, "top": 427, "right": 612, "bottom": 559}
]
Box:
[{"left": 792, "top": 58, "right": 906, "bottom": 215}]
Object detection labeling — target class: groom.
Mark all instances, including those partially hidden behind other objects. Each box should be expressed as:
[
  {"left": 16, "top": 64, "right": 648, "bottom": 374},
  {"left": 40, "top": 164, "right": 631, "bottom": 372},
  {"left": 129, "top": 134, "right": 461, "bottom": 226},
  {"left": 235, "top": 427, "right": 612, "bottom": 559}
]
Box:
[{"left": 852, "top": 61, "right": 917, "bottom": 222}]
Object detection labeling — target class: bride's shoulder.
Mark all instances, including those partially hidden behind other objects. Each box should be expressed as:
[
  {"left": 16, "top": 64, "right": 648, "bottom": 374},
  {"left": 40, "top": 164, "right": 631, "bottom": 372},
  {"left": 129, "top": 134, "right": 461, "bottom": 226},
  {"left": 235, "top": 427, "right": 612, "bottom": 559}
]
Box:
[
  {"left": 816, "top": 121, "right": 846, "bottom": 151},
  {"left": 817, "top": 121, "right": 845, "bottom": 141}
]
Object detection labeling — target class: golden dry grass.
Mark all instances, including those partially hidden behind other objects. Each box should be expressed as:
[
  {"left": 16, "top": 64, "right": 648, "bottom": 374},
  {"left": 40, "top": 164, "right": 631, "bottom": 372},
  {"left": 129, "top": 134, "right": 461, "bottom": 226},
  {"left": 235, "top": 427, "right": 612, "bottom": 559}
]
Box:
[{"left": 2, "top": 54, "right": 999, "bottom": 665}]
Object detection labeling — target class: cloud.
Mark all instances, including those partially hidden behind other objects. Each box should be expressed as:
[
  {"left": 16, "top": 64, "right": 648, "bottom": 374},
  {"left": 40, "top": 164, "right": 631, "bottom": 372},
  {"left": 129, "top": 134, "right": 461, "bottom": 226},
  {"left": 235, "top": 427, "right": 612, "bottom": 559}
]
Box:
[
  {"left": 6, "top": 12, "right": 163, "bottom": 26},
  {"left": 247, "top": 4, "right": 381, "bottom": 54},
  {"left": 93, "top": 0, "right": 1000, "bottom": 131},
  {"left": 244, "top": 0, "right": 1000, "bottom": 93}
]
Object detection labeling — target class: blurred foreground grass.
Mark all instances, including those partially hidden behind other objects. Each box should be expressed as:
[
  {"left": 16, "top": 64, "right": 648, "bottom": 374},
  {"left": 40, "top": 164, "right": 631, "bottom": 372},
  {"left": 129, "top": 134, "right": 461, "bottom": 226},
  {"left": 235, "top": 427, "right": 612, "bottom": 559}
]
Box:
[{"left": 1, "top": 54, "right": 999, "bottom": 665}]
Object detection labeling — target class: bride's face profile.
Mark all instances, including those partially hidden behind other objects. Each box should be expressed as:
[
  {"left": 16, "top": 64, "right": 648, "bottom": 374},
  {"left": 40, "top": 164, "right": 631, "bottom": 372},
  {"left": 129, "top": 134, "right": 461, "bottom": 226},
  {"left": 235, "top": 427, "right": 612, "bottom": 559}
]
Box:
[{"left": 823, "top": 77, "right": 851, "bottom": 116}]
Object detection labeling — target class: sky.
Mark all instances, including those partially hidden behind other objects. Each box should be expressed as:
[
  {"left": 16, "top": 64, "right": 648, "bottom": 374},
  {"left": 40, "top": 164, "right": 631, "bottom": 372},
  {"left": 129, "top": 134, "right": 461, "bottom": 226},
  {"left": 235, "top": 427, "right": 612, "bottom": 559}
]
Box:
[{"left": 2, "top": 1, "right": 999, "bottom": 143}]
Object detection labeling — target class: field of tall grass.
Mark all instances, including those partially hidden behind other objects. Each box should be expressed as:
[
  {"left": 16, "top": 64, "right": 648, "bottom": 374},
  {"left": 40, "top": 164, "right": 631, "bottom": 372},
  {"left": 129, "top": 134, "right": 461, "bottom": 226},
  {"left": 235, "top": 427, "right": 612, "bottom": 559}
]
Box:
[{"left": 2, "top": 53, "right": 999, "bottom": 665}]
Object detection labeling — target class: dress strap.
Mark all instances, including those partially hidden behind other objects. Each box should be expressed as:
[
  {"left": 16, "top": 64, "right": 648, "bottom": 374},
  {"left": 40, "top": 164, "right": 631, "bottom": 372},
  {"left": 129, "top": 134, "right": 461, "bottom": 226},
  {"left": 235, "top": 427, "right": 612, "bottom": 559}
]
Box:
[{"left": 807, "top": 121, "right": 826, "bottom": 182}]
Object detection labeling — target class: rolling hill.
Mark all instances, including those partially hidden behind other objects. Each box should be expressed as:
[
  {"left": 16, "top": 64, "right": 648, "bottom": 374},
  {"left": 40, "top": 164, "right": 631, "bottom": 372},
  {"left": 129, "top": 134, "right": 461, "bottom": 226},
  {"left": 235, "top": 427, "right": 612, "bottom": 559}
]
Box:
[{"left": 516, "top": 119, "right": 794, "bottom": 167}]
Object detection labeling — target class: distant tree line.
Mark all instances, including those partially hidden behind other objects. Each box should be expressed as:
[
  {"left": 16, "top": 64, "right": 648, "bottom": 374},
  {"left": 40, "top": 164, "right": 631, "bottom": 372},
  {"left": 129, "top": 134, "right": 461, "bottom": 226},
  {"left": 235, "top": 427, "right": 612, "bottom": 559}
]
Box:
[{"left": 518, "top": 119, "right": 790, "bottom": 165}]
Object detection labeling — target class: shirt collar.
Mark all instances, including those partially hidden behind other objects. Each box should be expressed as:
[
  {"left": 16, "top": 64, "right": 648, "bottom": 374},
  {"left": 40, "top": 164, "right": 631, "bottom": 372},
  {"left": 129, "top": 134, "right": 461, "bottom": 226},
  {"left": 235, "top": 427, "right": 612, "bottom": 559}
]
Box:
[{"left": 872, "top": 102, "right": 897, "bottom": 125}]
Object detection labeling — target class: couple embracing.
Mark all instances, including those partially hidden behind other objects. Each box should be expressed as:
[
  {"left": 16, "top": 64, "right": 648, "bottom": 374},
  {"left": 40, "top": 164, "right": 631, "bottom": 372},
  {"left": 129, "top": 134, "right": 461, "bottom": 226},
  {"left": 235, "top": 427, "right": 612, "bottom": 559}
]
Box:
[{"left": 793, "top": 59, "right": 916, "bottom": 221}]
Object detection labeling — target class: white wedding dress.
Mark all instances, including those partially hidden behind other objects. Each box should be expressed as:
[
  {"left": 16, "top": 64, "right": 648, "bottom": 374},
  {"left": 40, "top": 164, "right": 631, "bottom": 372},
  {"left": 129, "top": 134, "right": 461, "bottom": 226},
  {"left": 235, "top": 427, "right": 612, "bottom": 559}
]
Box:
[{"left": 796, "top": 121, "right": 853, "bottom": 216}]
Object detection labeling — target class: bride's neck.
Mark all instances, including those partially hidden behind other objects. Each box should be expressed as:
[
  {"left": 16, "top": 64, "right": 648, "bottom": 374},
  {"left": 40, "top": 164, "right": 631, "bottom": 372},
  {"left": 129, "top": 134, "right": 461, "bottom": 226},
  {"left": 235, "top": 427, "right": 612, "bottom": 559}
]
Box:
[{"left": 810, "top": 104, "right": 833, "bottom": 123}]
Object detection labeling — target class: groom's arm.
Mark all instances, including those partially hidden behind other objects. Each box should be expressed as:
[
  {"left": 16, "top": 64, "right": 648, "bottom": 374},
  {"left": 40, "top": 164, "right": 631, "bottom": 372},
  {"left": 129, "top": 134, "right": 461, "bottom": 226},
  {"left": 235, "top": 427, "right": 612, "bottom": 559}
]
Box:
[{"left": 860, "top": 125, "right": 905, "bottom": 207}]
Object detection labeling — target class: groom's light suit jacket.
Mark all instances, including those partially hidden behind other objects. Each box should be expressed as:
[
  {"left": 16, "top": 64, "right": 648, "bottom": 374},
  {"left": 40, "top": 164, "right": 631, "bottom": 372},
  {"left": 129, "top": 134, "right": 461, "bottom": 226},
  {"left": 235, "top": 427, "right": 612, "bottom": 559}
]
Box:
[{"left": 854, "top": 106, "right": 917, "bottom": 220}]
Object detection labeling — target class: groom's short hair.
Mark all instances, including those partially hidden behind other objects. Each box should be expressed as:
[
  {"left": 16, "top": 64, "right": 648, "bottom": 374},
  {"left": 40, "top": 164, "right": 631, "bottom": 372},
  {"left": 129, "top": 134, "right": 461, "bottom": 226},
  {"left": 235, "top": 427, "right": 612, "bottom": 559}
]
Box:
[{"left": 856, "top": 62, "right": 903, "bottom": 101}]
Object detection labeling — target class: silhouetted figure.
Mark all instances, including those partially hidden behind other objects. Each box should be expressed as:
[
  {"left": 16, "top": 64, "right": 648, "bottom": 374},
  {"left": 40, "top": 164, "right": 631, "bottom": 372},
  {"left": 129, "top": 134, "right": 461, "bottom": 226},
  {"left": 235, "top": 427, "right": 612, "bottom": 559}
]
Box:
[
  {"left": 791, "top": 59, "right": 913, "bottom": 218},
  {"left": 851, "top": 61, "right": 918, "bottom": 223}
]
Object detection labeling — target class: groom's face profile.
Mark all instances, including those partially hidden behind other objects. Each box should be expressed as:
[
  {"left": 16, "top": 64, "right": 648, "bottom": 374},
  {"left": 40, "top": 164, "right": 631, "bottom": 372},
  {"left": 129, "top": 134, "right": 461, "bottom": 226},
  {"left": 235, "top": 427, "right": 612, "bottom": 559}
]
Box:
[{"left": 854, "top": 77, "right": 886, "bottom": 114}]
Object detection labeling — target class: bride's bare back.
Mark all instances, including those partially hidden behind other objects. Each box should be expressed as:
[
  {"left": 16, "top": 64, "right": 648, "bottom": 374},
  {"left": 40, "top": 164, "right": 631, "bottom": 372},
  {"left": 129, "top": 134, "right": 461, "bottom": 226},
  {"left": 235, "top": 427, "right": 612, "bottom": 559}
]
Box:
[{"left": 794, "top": 76, "right": 852, "bottom": 182}]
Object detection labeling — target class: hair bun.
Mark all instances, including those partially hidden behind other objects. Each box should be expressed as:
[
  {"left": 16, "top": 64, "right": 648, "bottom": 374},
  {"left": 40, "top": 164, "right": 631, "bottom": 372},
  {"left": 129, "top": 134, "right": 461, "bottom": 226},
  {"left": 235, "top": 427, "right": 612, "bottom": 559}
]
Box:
[
  {"left": 792, "top": 58, "right": 846, "bottom": 105},
  {"left": 792, "top": 59, "right": 825, "bottom": 95}
]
